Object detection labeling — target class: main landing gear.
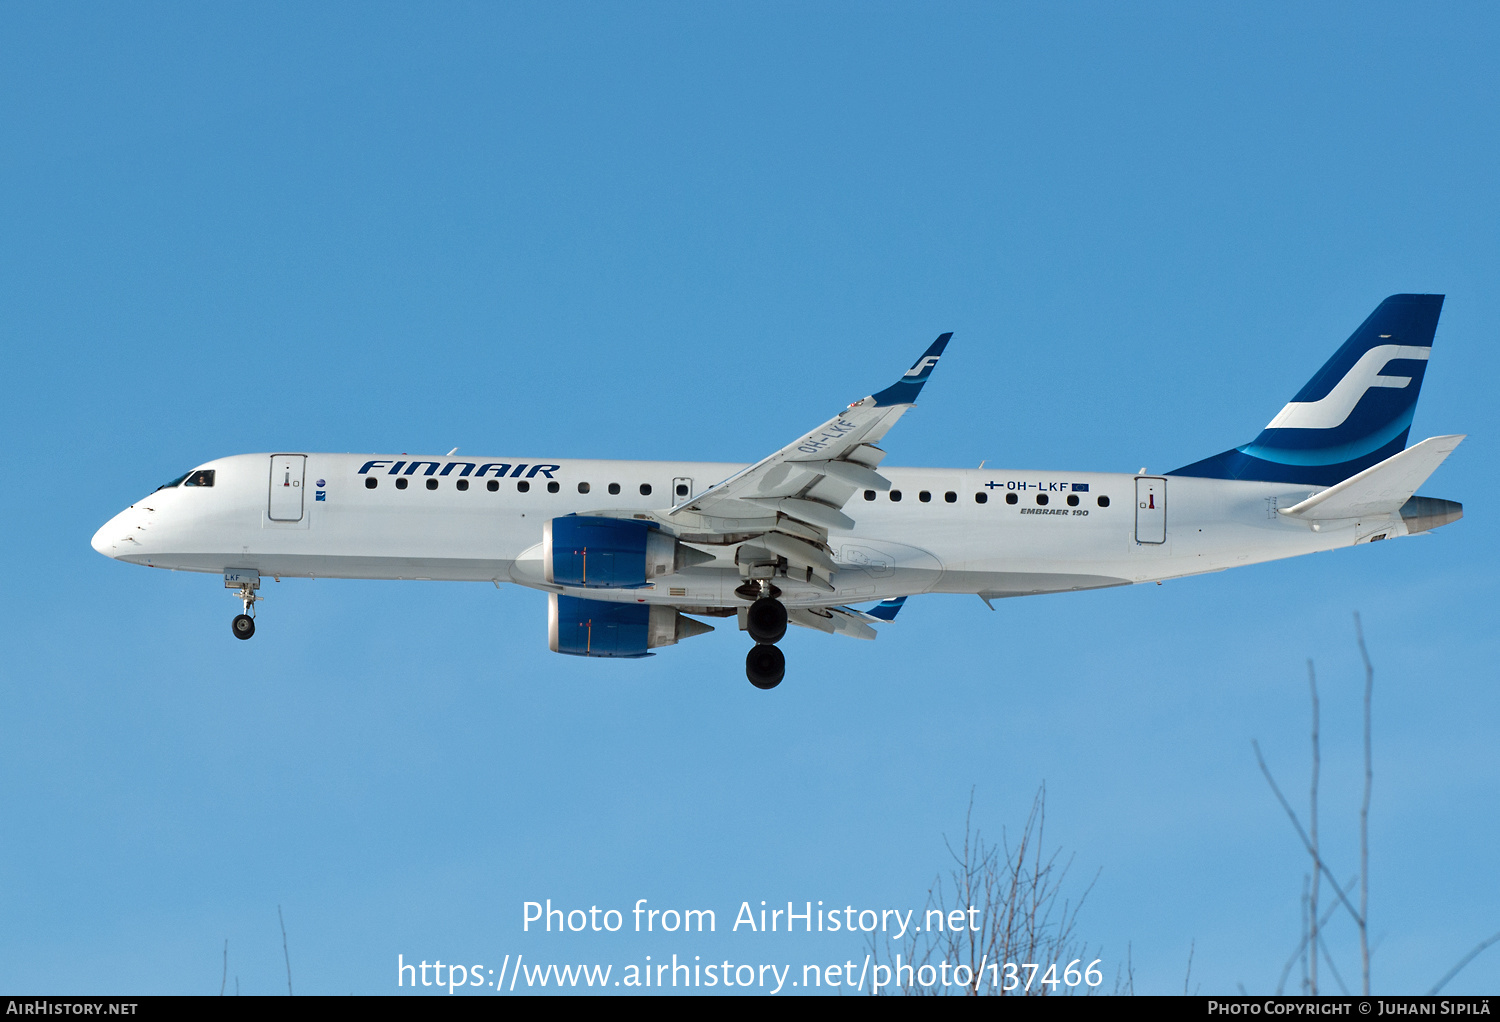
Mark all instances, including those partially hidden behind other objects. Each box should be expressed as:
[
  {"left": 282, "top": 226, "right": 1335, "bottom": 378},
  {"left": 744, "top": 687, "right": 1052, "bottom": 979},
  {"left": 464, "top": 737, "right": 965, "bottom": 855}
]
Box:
[
  {"left": 740, "top": 582, "right": 787, "bottom": 690},
  {"left": 745, "top": 643, "right": 784, "bottom": 690},
  {"left": 225, "top": 569, "right": 261, "bottom": 641}
]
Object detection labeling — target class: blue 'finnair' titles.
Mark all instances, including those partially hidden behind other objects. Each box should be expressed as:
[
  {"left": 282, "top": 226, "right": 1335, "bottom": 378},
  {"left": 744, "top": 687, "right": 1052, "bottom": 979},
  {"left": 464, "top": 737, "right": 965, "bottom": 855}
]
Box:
[
  {"left": 1172, "top": 294, "right": 1443, "bottom": 485},
  {"left": 358, "top": 460, "right": 563, "bottom": 478},
  {"left": 89, "top": 296, "right": 1466, "bottom": 690}
]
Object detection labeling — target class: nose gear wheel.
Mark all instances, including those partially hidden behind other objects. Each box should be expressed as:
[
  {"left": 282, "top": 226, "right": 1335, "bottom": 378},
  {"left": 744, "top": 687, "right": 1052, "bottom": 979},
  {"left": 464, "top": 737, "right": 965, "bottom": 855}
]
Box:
[{"left": 228, "top": 573, "right": 261, "bottom": 640}]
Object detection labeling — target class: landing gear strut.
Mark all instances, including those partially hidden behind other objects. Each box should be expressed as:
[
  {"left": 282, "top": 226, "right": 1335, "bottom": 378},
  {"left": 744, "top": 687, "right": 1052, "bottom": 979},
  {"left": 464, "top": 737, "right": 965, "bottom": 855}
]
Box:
[
  {"left": 225, "top": 569, "right": 261, "bottom": 641},
  {"left": 741, "top": 581, "right": 787, "bottom": 689}
]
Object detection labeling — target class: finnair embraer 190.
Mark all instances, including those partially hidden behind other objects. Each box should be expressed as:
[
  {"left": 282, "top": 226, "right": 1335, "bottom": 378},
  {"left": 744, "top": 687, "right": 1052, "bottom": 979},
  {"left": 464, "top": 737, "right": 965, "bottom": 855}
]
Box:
[{"left": 92, "top": 295, "right": 1464, "bottom": 688}]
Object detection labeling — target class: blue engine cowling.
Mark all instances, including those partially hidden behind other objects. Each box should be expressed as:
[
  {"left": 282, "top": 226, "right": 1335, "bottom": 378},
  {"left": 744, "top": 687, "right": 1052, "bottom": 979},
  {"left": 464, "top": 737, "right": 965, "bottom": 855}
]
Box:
[
  {"left": 548, "top": 594, "right": 714, "bottom": 658},
  {"left": 543, "top": 515, "right": 679, "bottom": 589}
]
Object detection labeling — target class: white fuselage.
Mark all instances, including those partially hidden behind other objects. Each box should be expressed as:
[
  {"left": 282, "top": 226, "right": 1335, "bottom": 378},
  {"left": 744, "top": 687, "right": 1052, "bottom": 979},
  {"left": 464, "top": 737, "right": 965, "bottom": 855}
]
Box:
[{"left": 91, "top": 452, "right": 1408, "bottom": 608}]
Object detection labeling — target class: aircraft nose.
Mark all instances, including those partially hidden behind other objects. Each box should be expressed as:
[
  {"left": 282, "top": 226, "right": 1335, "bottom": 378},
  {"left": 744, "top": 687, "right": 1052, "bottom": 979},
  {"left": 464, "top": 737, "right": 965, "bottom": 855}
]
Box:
[{"left": 91, "top": 511, "right": 126, "bottom": 558}]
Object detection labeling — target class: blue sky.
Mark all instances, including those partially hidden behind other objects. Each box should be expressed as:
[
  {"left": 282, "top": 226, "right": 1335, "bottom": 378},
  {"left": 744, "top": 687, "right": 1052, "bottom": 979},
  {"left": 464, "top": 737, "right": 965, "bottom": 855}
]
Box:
[{"left": 1, "top": 2, "right": 1496, "bottom": 995}]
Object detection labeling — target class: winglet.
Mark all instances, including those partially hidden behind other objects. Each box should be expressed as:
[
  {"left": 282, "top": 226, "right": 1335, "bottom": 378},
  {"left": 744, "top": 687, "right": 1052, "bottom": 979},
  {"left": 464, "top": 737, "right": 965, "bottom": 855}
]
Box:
[
  {"left": 866, "top": 595, "right": 908, "bottom": 621},
  {"left": 871, "top": 334, "right": 952, "bottom": 407}
]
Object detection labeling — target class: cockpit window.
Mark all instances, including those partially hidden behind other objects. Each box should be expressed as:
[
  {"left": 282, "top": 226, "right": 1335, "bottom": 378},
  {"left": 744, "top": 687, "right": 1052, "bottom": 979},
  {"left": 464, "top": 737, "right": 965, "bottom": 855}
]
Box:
[{"left": 155, "top": 468, "right": 215, "bottom": 491}]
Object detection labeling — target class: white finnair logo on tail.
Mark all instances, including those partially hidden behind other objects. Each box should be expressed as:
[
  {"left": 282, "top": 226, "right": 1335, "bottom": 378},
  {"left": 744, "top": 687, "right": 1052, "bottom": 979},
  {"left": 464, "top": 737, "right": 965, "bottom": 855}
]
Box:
[
  {"left": 1266, "top": 344, "right": 1430, "bottom": 430},
  {"left": 904, "top": 355, "right": 941, "bottom": 378}
]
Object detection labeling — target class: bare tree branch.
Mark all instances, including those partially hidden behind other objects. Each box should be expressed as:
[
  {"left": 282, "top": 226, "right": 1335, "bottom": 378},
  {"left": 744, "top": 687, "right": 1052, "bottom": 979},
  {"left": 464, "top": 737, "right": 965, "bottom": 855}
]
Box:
[
  {"left": 1252, "top": 739, "right": 1363, "bottom": 927},
  {"left": 1115, "top": 943, "right": 1135, "bottom": 996},
  {"left": 1354, "top": 612, "right": 1373, "bottom": 996},
  {"left": 1429, "top": 931, "right": 1500, "bottom": 995},
  {"left": 1300, "top": 876, "right": 1310, "bottom": 993},
  {"left": 1308, "top": 659, "right": 1321, "bottom": 995},
  {"left": 1277, "top": 876, "right": 1357, "bottom": 995},
  {"left": 1319, "top": 934, "right": 1351, "bottom": 996},
  {"left": 278, "top": 905, "right": 293, "bottom": 996},
  {"left": 871, "top": 785, "right": 1096, "bottom": 995}
]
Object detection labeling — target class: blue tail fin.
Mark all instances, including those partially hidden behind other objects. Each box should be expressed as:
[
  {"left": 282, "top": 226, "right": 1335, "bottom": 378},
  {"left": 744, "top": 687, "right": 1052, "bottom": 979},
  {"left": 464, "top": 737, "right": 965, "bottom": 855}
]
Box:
[{"left": 1171, "top": 294, "right": 1444, "bottom": 485}]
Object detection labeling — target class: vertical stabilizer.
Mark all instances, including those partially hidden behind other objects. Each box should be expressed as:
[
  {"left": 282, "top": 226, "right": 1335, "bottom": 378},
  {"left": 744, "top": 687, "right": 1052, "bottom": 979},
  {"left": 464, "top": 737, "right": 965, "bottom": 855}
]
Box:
[{"left": 1171, "top": 294, "right": 1444, "bottom": 485}]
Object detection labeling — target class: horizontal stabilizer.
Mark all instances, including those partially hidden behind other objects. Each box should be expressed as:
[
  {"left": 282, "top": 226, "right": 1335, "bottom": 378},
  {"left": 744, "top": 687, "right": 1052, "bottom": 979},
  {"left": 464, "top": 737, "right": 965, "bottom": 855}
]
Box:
[{"left": 1278, "top": 435, "right": 1464, "bottom": 521}]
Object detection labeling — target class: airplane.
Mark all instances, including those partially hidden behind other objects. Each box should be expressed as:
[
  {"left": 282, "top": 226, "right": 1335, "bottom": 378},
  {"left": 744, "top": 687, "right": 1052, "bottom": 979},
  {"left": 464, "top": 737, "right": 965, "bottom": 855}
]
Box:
[{"left": 91, "top": 294, "right": 1464, "bottom": 689}]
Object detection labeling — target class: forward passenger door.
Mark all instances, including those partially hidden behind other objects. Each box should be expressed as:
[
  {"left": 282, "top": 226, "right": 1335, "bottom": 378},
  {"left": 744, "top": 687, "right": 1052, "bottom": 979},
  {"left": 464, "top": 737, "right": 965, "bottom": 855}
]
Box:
[{"left": 268, "top": 455, "right": 307, "bottom": 522}]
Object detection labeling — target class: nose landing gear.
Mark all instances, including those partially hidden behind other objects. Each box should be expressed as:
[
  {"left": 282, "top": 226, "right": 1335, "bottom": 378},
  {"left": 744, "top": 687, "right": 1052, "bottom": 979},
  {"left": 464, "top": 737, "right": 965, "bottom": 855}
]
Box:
[
  {"left": 225, "top": 569, "right": 261, "bottom": 641},
  {"left": 741, "top": 583, "right": 787, "bottom": 689}
]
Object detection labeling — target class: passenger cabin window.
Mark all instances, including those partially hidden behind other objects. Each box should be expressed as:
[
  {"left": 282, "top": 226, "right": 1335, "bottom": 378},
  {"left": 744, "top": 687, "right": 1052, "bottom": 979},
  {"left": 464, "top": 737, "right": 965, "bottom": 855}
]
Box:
[
  {"left": 426, "top": 478, "right": 438, "bottom": 490},
  {"left": 639, "top": 483, "right": 652, "bottom": 496},
  {"left": 975, "top": 492, "right": 988, "bottom": 504},
  {"left": 578, "top": 482, "right": 591, "bottom": 494},
  {"left": 547, "top": 481, "right": 560, "bottom": 493},
  {"left": 1006, "top": 492, "right": 1018, "bottom": 505},
  {"left": 944, "top": 491, "right": 957, "bottom": 503},
  {"left": 675, "top": 483, "right": 689, "bottom": 497},
  {"left": 919, "top": 490, "right": 931, "bottom": 502},
  {"left": 457, "top": 479, "right": 469, "bottom": 491},
  {"left": 1097, "top": 495, "right": 1110, "bottom": 507},
  {"left": 1036, "top": 493, "right": 1048, "bottom": 505},
  {"left": 513, "top": 480, "right": 526, "bottom": 492},
  {"left": 1066, "top": 493, "right": 1079, "bottom": 506},
  {"left": 608, "top": 483, "right": 620, "bottom": 495},
  {"left": 890, "top": 490, "right": 902, "bottom": 502},
  {"left": 365, "top": 477, "right": 378, "bottom": 489},
  {"left": 184, "top": 470, "right": 215, "bottom": 487},
  {"left": 396, "top": 478, "right": 409, "bottom": 490},
  {"left": 864, "top": 490, "right": 876, "bottom": 501}
]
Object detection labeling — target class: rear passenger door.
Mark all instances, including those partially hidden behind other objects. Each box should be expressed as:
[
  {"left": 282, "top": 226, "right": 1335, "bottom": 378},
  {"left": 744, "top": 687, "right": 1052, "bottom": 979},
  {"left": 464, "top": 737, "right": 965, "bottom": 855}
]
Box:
[{"left": 1134, "top": 476, "right": 1165, "bottom": 544}]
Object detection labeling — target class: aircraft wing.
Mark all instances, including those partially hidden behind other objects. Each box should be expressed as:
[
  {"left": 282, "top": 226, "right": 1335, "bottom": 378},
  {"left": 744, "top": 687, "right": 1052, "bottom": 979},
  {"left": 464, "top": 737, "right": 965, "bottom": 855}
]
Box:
[{"left": 667, "top": 334, "right": 952, "bottom": 537}]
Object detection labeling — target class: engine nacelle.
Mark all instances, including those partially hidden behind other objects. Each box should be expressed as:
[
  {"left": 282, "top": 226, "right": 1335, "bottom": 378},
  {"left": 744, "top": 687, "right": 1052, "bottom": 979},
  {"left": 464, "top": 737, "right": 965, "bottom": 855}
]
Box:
[
  {"left": 548, "top": 594, "right": 714, "bottom": 658},
  {"left": 543, "top": 516, "right": 710, "bottom": 588}
]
